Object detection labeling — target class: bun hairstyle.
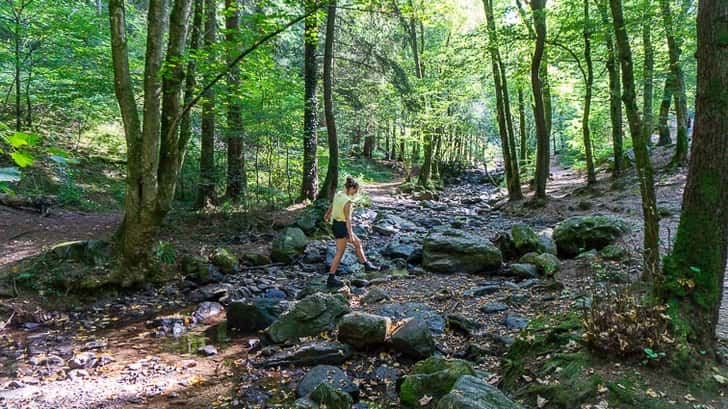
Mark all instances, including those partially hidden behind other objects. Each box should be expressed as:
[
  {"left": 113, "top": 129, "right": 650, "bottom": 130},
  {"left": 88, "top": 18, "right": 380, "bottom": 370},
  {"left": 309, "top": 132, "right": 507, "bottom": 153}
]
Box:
[{"left": 345, "top": 176, "right": 359, "bottom": 190}]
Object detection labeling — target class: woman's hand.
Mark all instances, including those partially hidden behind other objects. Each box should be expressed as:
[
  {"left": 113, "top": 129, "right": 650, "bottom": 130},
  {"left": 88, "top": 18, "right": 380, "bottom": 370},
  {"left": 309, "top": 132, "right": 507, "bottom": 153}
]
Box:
[
  {"left": 324, "top": 213, "right": 331, "bottom": 223},
  {"left": 347, "top": 233, "right": 358, "bottom": 244}
]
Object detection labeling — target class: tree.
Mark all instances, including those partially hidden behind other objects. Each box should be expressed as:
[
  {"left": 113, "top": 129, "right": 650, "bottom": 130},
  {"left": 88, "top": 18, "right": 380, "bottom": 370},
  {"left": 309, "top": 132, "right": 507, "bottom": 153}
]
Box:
[
  {"left": 318, "top": 0, "right": 338, "bottom": 200},
  {"left": 530, "top": 0, "right": 549, "bottom": 199},
  {"left": 582, "top": 0, "right": 596, "bottom": 184},
  {"left": 656, "top": 74, "right": 674, "bottom": 146},
  {"left": 609, "top": 0, "right": 660, "bottom": 278},
  {"left": 661, "top": 0, "right": 728, "bottom": 348},
  {"left": 109, "top": 0, "right": 193, "bottom": 284},
  {"left": 196, "top": 0, "right": 217, "bottom": 208},
  {"left": 6, "top": 0, "right": 33, "bottom": 131},
  {"left": 224, "top": 0, "right": 246, "bottom": 201},
  {"left": 300, "top": 0, "right": 320, "bottom": 202},
  {"left": 518, "top": 86, "right": 527, "bottom": 162},
  {"left": 641, "top": 0, "right": 654, "bottom": 146}
]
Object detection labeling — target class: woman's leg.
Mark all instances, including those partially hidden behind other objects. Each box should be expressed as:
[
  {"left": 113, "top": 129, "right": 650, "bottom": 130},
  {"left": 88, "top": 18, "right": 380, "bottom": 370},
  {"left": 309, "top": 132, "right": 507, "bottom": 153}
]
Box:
[
  {"left": 350, "top": 234, "right": 368, "bottom": 263},
  {"left": 329, "top": 238, "right": 348, "bottom": 274}
]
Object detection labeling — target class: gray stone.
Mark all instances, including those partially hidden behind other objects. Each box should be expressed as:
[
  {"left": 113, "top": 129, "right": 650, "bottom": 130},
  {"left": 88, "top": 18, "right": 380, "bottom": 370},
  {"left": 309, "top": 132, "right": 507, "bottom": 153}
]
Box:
[
  {"left": 337, "top": 312, "right": 391, "bottom": 349},
  {"left": 436, "top": 375, "right": 525, "bottom": 409},
  {"left": 296, "top": 365, "right": 359, "bottom": 399},
  {"left": 326, "top": 243, "right": 364, "bottom": 275},
  {"left": 447, "top": 313, "right": 481, "bottom": 337},
  {"left": 272, "top": 227, "right": 309, "bottom": 263},
  {"left": 503, "top": 314, "right": 529, "bottom": 330},
  {"left": 390, "top": 317, "right": 436, "bottom": 359},
  {"left": 310, "top": 382, "right": 354, "bottom": 409},
  {"left": 536, "top": 234, "right": 558, "bottom": 255},
  {"left": 509, "top": 263, "right": 539, "bottom": 279},
  {"left": 423, "top": 229, "right": 502, "bottom": 274},
  {"left": 463, "top": 285, "right": 500, "bottom": 297},
  {"left": 197, "top": 345, "right": 218, "bottom": 356},
  {"left": 378, "top": 302, "right": 446, "bottom": 333},
  {"left": 554, "top": 215, "right": 631, "bottom": 257},
  {"left": 362, "top": 287, "right": 389, "bottom": 304},
  {"left": 193, "top": 301, "right": 224, "bottom": 324},
  {"left": 261, "top": 341, "right": 352, "bottom": 367},
  {"left": 266, "top": 293, "right": 350, "bottom": 344},
  {"left": 519, "top": 252, "right": 561, "bottom": 276},
  {"left": 511, "top": 224, "right": 539, "bottom": 255},
  {"left": 227, "top": 298, "right": 289, "bottom": 332},
  {"left": 399, "top": 357, "right": 476, "bottom": 408},
  {"left": 480, "top": 302, "right": 508, "bottom": 314},
  {"left": 600, "top": 243, "right": 627, "bottom": 260}
]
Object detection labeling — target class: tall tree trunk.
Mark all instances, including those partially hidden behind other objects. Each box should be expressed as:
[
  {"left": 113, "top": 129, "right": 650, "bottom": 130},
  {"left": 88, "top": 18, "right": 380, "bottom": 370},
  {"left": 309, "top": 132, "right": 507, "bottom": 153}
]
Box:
[
  {"left": 196, "top": 0, "right": 217, "bottom": 208},
  {"left": 483, "top": 0, "right": 522, "bottom": 200},
  {"left": 662, "top": 0, "right": 728, "bottom": 348},
  {"left": 318, "top": 0, "right": 338, "bottom": 200},
  {"left": 659, "top": 0, "right": 689, "bottom": 164},
  {"left": 531, "top": 0, "right": 549, "bottom": 199},
  {"left": 642, "top": 0, "right": 654, "bottom": 145},
  {"left": 657, "top": 74, "right": 674, "bottom": 146},
  {"left": 583, "top": 0, "right": 596, "bottom": 184},
  {"left": 225, "top": 0, "right": 245, "bottom": 200},
  {"left": 596, "top": 0, "right": 623, "bottom": 175},
  {"left": 178, "top": 0, "right": 203, "bottom": 195},
  {"left": 14, "top": 12, "right": 22, "bottom": 132},
  {"left": 300, "top": 0, "right": 320, "bottom": 201},
  {"left": 518, "top": 86, "right": 527, "bottom": 162},
  {"left": 610, "top": 0, "right": 660, "bottom": 278}
]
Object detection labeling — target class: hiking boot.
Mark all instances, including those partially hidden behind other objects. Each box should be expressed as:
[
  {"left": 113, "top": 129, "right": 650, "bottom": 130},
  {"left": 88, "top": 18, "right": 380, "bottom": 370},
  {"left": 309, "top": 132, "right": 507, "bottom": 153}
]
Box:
[
  {"left": 327, "top": 275, "right": 345, "bottom": 289},
  {"left": 364, "top": 261, "right": 381, "bottom": 272}
]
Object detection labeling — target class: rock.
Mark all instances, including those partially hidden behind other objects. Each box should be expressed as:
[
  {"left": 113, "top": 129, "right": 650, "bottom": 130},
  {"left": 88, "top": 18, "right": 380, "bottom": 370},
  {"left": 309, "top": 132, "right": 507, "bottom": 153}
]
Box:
[
  {"left": 373, "top": 214, "right": 418, "bottom": 235},
  {"left": 362, "top": 287, "right": 389, "bottom": 304},
  {"left": 189, "top": 283, "right": 235, "bottom": 303},
  {"left": 69, "top": 352, "right": 97, "bottom": 369},
  {"left": 193, "top": 301, "right": 224, "bottom": 324},
  {"left": 463, "top": 284, "right": 500, "bottom": 297},
  {"left": 244, "top": 251, "right": 271, "bottom": 266},
  {"left": 326, "top": 243, "right": 364, "bottom": 275},
  {"left": 519, "top": 252, "right": 561, "bottom": 276},
  {"left": 399, "top": 357, "right": 476, "bottom": 408},
  {"left": 266, "top": 293, "right": 350, "bottom": 344},
  {"left": 271, "top": 227, "right": 309, "bottom": 263},
  {"left": 337, "top": 312, "right": 391, "bottom": 349},
  {"left": 509, "top": 263, "right": 539, "bottom": 279},
  {"left": 600, "top": 243, "right": 627, "bottom": 260},
  {"left": 180, "top": 255, "right": 208, "bottom": 276},
  {"left": 309, "top": 382, "right": 354, "bottom": 409},
  {"left": 536, "top": 234, "right": 558, "bottom": 255},
  {"left": 503, "top": 314, "right": 529, "bottom": 330},
  {"left": 197, "top": 345, "right": 218, "bottom": 356},
  {"left": 480, "top": 301, "right": 508, "bottom": 314},
  {"left": 390, "top": 317, "right": 436, "bottom": 359},
  {"left": 553, "top": 215, "right": 631, "bottom": 257},
  {"left": 436, "top": 375, "right": 525, "bottom": 409},
  {"left": 378, "top": 302, "right": 446, "bottom": 333},
  {"left": 575, "top": 249, "right": 599, "bottom": 260},
  {"left": 261, "top": 341, "right": 353, "bottom": 367},
  {"left": 295, "top": 199, "right": 330, "bottom": 235},
  {"left": 382, "top": 239, "right": 419, "bottom": 260},
  {"left": 422, "top": 229, "right": 502, "bottom": 274},
  {"left": 296, "top": 365, "right": 359, "bottom": 399},
  {"left": 51, "top": 240, "right": 111, "bottom": 266},
  {"left": 511, "top": 224, "right": 539, "bottom": 255},
  {"left": 211, "top": 248, "right": 238, "bottom": 273},
  {"left": 446, "top": 313, "right": 481, "bottom": 337},
  {"left": 227, "top": 298, "right": 289, "bottom": 332},
  {"left": 493, "top": 232, "right": 517, "bottom": 261}
]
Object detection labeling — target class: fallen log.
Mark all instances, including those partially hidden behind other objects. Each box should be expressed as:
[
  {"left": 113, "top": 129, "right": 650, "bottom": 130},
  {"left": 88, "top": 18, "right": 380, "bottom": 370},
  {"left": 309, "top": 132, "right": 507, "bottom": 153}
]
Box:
[{"left": 0, "top": 193, "right": 55, "bottom": 215}]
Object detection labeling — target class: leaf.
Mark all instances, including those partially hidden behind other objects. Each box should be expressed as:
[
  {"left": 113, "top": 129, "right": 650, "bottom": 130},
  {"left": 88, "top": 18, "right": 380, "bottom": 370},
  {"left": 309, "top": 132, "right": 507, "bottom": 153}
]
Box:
[
  {"left": 418, "top": 395, "right": 433, "bottom": 406},
  {"left": 689, "top": 266, "right": 701, "bottom": 273},
  {"left": 11, "top": 151, "right": 34, "bottom": 167},
  {"left": 5, "top": 132, "right": 39, "bottom": 148},
  {"left": 712, "top": 374, "right": 727, "bottom": 385},
  {"left": 537, "top": 395, "right": 548, "bottom": 408},
  {"left": 0, "top": 167, "right": 21, "bottom": 182}
]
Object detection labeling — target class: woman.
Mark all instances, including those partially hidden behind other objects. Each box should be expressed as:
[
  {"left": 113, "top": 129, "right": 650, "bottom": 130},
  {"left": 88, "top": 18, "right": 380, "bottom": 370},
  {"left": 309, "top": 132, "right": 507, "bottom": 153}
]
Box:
[{"left": 324, "top": 176, "right": 379, "bottom": 288}]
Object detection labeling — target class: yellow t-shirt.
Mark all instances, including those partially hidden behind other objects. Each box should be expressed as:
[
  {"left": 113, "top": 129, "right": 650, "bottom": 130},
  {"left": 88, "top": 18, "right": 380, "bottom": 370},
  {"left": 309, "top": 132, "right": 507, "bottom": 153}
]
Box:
[{"left": 331, "top": 191, "right": 353, "bottom": 222}]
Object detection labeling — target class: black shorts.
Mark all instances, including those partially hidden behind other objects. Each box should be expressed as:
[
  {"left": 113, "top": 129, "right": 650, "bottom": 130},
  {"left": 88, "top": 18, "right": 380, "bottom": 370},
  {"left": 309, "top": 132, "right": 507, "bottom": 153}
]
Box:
[{"left": 332, "top": 221, "right": 349, "bottom": 239}]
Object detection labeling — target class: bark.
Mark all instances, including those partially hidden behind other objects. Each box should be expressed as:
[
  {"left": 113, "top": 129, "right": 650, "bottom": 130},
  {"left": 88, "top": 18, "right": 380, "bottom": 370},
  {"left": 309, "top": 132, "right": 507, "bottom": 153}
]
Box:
[
  {"left": 657, "top": 74, "right": 674, "bottom": 146},
  {"left": 196, "top": 0, "right": 217, "bottom": 208},
  {"left": 14, "top": 9, "right": 22, "bottom": 131},
  {"left": 300, "top": 0, "right": 320, "bottom": 201},
  {"left": 662, "top": 0, "right": 728, "bottom": 347},
  {"left": 179, "top": 0, "right": 203, "bottom": 185},
  {"left": 642, "top": 0, "right": 654, "bottom": 145},
  {"left": 318, "top": 0, "right": 338, "bottom": 200},
  {"left": 659, "top": 0, "right": 689, "bottom": 164},
  {"left": 583, "top": 0, "right": 596, "bottom": 184},
  {"left": 531, "top": 0, "right": 549, "bottom": 199},
  {"left": 518, "top": 86, "right": 527, "bottom": 162},
  {"left": 596, "top": 0, "right": 623, "bottom": 175},
  {"left": 483, "top": 0, "right": 522, "bottom": 200},
  {"left": 609, "top": 0, "right": 660, "bottom": 278},
  {"left": 225, "top": 0, "right": 246, "bottom": 200}
]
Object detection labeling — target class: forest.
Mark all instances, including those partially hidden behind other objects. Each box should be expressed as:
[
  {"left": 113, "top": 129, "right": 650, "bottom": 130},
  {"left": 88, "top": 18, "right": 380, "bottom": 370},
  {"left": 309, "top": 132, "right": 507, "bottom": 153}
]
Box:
[{"left": 0, "top": 0, "right": 726, "bottom": 408}]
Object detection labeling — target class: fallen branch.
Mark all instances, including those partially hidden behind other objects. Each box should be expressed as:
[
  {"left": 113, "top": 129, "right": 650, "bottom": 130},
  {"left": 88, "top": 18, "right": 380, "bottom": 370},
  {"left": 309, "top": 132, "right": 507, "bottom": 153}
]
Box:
[
  {"left": 0, "top": 312, "right": 15, "bottom": 332},
  {"left": 0, "top": 193, "right": 55, "bottom": 215}
]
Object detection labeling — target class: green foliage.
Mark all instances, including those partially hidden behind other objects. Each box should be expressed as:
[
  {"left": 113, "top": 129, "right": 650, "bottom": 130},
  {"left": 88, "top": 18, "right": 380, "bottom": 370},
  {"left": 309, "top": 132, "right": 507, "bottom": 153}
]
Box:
[{"left": 154, "top": 241, "right": 177, "bottom": 265}]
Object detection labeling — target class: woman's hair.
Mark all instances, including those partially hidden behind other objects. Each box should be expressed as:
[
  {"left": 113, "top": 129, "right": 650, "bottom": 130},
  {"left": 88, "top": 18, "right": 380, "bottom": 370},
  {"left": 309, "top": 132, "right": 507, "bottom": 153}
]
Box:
[{"left": 345, "top": 176, "right": 359, "bottom": 191}]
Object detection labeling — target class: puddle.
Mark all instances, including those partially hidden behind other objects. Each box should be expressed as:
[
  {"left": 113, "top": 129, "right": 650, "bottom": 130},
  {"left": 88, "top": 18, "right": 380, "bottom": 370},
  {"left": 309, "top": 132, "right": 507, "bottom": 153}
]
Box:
[{"left": 163, "top": 321, "right": 234, "bottom": 354}]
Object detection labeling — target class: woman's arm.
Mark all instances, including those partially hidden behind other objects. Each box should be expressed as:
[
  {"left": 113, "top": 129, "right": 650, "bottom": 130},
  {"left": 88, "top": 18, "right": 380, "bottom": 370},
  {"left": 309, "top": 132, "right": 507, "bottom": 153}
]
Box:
[
  {"left": 344, "top": 202, "right": 354, "bottom": 238},
  {"left": 324, "top": 204, "right": 332, "bottom": 222}
]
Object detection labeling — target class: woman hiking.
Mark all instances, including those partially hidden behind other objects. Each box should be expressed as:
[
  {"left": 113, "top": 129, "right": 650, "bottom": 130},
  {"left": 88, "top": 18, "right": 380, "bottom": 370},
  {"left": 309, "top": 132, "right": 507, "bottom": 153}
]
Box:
[{"left": 323, "top": 176, "right": 380, "bottom": 288}]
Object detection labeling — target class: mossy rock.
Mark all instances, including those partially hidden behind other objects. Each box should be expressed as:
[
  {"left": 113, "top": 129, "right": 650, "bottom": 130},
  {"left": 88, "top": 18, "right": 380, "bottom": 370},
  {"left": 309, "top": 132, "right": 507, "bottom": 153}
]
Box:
[
  {"left": 271, "top": 227, "right": 309, "bottom": 263},
  {"left": 437, "top": 375, "right": 525, "bottom": 409},
  {"left": 211, "top": 248, "right": 238, "bottom": 273},
  {"left": 51, "top": 240, "right": 112, "bottom": 266},
  {"left": 553, "top": 215, "right": 631, "bottom": 257},
  {"left": 511, "top": 224, "right": 539, "bottom": 255},
  {"left": 295, "top": 199, "right": 330, "bottom": 235},
  {"left": 519, "top": 252, "right": 561, "bottom": 276},
  {"left": 244, "top": 251, "right": 271, "bottom": 266},
  {"left": 308, "top": 382, "right": 354, "bottom": 409},
  {"left": 600, "top": 244, "right": 627, "bottom": 261},
  {"left": 400, "top": 357, "right": 476, "bottom": 408}
]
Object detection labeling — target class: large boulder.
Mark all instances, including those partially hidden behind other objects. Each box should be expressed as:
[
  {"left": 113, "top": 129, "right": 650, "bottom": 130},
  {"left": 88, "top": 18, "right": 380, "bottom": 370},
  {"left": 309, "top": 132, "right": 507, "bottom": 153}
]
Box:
[
  {"left": 266, "top": 293, "right": 350, "bottom": 343},
  {"left": 436, "top": 375, "right": 525, "bottom": 409},
  {"left": 296, "top": 365, "right": 359, "bottom": 399},
  {"left": 422, "top": 229, "right": 502, "bottom": 274},
  {"left": 511, "top": 224, "right": 539, "bottom": 255},
  {"left": 326, "top": 243, "right": 363, "bottom": 275},
  {"left": 260, "top": 341, "right": 352, "bottom": 367},
  {"left": 390, "top": 317, "right": 436, "bottom": 359},
  {"left": 400, "top": 357, "right": 476, "bottom": 408},
  {"left": 295, "top": 199, "right": 330, "bottom": 235},
  {"left": 553, "top": 215, "right": 630, "bottom": 257},
  {"left": 519, "top": 252, "right": 561, "bottom": 276},
  {"left": 337, "top": 312, "right": 391, "bottom": 349},
  {"left": 227, "top": 298, "right": 289, "bottom": 332},
  {"left": 271, "top": 227, "right": 309, "bottom": 263},
  {"left": 536, "top": 234, "right": 558, "bottom": 256},
  {"left": 309, "top": 382, "right": 354, "bottom": 409},
  {"left": 378, "top": 302, "right": 446, "bottom": 333}
]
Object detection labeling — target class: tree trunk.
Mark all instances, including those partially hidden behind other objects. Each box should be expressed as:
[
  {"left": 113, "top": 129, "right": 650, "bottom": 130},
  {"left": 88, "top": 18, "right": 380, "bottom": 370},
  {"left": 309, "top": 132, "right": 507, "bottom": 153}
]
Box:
[
  {"left": 610, "top": 0, "right": 660, "bottom": 278},
  {"left": 196, "top": 0, "right": 217, "bottom": 208},
  {"left": 518, "top": 86, "right": 527, "bottom": 162},
  {"left": 225, "top": 0, "right": 245, "bottom": 200},
  {"left": 596, "top": 0, "right": 623, "bottom": 175},
  {"left": 178, "top": 0, "right": 203, "bottom": 191},
  {"left": 14, "top": 12, "right": 22, "bottom": 132},
  {"left": 659, "top": 0, "right": 689, "bottom": 164},
  {"left": 662, "top": 0, "right": 728, "bottom": 347},
  {"left": 318, "top": 0, "right": 338, "bottom": 200},
  {"left": 642, "top": 0, "right": 654, "bottom": 145},
  {"left": 483, "top": 0, "right": 522, "bottom": 200},
  {"left": 657, "top": 74, "right": 674, "bottom": 146},
  {"left": 583, "top": 0, "right": 596, "bottom": 184},
  {"left": 531, "top": 0, "right": 549, "bottom": 199},
  {"left": 300, "top": 0, "right": 319, "bottom": 202}
]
